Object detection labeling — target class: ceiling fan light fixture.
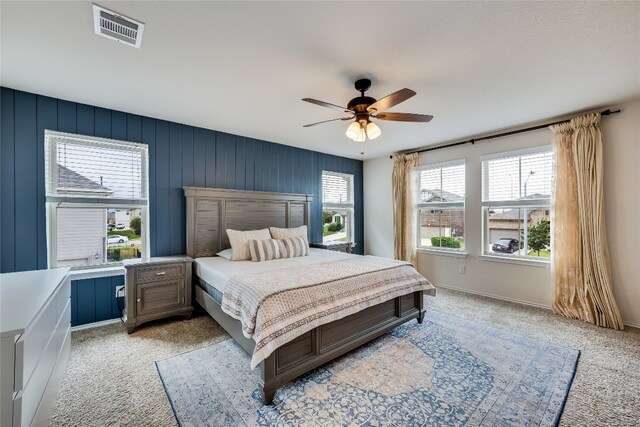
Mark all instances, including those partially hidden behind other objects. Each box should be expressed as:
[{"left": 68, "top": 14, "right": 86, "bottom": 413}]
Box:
[
  {"left": 346, "top": 121, "right": 362, "bottom": 141},
  {"left": 355, "top": 125, "right": 366, "bottom": 142},
  {"left": 366, "top": 121, "right": 381, "bottom": 140}
]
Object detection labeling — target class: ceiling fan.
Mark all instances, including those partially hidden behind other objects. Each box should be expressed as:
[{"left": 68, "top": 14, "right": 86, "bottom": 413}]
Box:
[{"left": 302, "top": 78, "right": 433, "bottom": 142}]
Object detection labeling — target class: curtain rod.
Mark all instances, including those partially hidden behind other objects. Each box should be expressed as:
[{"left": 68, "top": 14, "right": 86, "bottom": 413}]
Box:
[{"left": 391, "top": 108, "right": 621, "bottom": 158}]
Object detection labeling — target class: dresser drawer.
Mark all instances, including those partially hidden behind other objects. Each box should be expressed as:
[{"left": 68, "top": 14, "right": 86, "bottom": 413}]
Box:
[
  {"left": 15, "top": 307, "right": 70, "bottom": 427},
  {"left": 135, "top": 263, "right": 184, "bottom": 283},
  {"left": 55, "top": 277, "right": 71, "bottom": 321},
  {"left": 136, "top": 279, "right": 184, "bottom": 316},
  {"left": 15, "top": 279, "right": 70, "bottom": 393},
  {"left": 0, "top": 268, "right": 71, "bottom": 427}
]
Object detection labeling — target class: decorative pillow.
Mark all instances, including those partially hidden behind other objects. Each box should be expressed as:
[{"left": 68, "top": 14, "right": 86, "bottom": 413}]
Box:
[
  {"left": 269, "top": 225, "right": 309, "bottom": 246},
  {"left": 216, "top": 248, "right": 233, "bottom": 260},
  {"left": 226, "top": 228, "right": 271, "bottom": 261},
  {"left": 249, "top": 236, "right": 309, "bottom": 262},
  {"left": 249, "top": 239, "right": 283, "bottom": 262},
  {"left": 279, "top": 236, "right": 309, "bottom": 258}
]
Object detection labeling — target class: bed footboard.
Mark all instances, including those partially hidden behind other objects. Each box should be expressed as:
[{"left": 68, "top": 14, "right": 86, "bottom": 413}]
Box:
[
  {"left": 260, "top": 290, "right": 426, "bottom": 404},
  {"left": 194, "top": 285, "right": 431, "bottom": 405}
]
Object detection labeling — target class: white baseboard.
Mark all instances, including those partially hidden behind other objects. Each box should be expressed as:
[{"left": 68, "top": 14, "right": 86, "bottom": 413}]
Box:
[
  {"left": 435, "top": 283, "right": 639, "bottom": 329},
  {"left": 71, "top": 318, "right": 122, "bottom": 331},
  {"left": 434, "top": 283, "right": 554, "bottom": 311}
]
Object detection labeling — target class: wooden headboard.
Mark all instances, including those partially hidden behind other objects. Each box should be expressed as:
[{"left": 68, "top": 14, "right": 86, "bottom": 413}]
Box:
[{"left": 184, "top": 187, "right": 313, "bottom": 258}]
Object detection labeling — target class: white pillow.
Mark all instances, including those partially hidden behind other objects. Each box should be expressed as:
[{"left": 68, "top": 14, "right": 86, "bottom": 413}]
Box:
[
  {"left": 226, "top": 228, "right": 271, "bottom": 261},
  {"left": 216, "top": 248, "right": 233, "bottom": 260},
  {"left": 269, "top": 225, "right": 309, "bottom": 246}
]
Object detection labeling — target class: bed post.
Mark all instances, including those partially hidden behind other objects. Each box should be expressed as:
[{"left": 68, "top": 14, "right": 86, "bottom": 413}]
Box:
[
  {"left": 260, "top": 355, "right": 277, "bottom": 405},
  {"left": 417, "top": 290, "right": 425, "bottom": 323}
]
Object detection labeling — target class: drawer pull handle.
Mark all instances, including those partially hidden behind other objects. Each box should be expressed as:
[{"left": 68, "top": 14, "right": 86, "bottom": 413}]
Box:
[
  {"left": 156, "top": 271, "right": 166, "bottom": 276},
  {"left": 137, "top": 298, "right": 141, "bottom": 303}
]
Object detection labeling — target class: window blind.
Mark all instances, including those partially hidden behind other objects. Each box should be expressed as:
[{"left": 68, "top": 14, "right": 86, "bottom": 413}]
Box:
[
  {"left": 418, "top": 163, "right": 465, "bottom": 205},
  {"left": 322, "top": 171, "right": 354, "bottom": 207},
  {"left": 483, "top": 151, "right": 553, "bottom": 203},
  {"left": 45, "top": 132, "right": 147, "bottom": 204}
]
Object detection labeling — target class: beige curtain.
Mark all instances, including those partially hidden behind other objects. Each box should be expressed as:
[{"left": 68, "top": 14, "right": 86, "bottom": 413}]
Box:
[
  {"left": 392, "top": 153, "right": 418, "bottom": 263},
  {"left": 550, "top": 113, "right": 624, "bottom": 330}
]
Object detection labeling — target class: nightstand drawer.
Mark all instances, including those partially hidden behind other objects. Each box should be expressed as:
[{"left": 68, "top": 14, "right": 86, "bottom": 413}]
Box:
[
  {"left": 135, "top": 263, "right": 184, "bottom": 283},
  {"left": 136, "top": 279, "right": 184, "bottom": 316}
]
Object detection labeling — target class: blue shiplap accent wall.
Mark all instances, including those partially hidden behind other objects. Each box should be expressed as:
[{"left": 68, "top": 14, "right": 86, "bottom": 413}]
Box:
[
  {"left": 1, "top": 87, "right": 364, "bottom": 325},
  {"left": 71, "top": 276, "right": 125, "bottom": 326}
]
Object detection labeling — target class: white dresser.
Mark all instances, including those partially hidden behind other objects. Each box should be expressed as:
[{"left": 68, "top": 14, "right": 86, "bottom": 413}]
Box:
[{"left": 1, "top": 268, "right": 71, "bottom": 427}]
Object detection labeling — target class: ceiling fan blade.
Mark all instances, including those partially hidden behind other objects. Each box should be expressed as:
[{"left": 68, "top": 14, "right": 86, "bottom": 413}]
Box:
[
  {"left": 367, "top": 88, "right": 416, "bottom": 113},
  {"left": 374, "top": 112, "right": 433, "bottom": 122},
  {"left": 302, "top": 98, "right": 350, "bottom": 112},
  {"left": 303, "top": 117, "right": 353, "bottom": 128}
]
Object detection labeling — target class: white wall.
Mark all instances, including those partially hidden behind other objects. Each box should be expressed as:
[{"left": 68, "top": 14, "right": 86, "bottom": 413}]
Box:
[
  {"left": 363, "top": 99, "right": 640, "bottom": 327},
  {"left": 601, "top": 100, "right": 640, "bottom": 328},
  {"left": 363, "top": 156, "right": 395, "bottom": 259}
]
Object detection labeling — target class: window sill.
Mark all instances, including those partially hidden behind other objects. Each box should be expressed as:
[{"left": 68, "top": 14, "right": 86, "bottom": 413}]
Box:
[
  {"left": 67, "top": 265, "right": 126, "bottom": 280},
  {"left": 480, "top": 254, "right": 550, "bottom": 268},
  {"left": 416, "top": 248, "right": 468, "bottom": 259}
]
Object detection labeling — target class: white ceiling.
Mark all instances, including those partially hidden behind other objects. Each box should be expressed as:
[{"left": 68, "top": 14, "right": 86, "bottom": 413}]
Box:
[{"left": 1, "top": 1, "right": 639, "bottom": 160}]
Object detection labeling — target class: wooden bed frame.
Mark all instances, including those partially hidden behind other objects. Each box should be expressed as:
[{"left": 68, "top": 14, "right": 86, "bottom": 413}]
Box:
[{"left": 184, "top": 186, "right": 434, "bottom": 404}]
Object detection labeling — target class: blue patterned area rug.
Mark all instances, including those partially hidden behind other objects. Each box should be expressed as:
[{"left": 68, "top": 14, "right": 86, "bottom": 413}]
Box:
[{"left": 156, "top": 310, "right": 579, "bottom": 426}]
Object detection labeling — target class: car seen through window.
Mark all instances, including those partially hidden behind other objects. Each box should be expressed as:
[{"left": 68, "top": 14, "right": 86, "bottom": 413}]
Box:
[{"left": 491, "top": 238, "right": 521, "bottom": 254}]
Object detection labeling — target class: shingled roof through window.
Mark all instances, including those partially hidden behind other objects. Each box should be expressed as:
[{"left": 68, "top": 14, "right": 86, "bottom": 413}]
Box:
[
  {"left": 420, "top": 189, "right": 464, "bottom": 203},
  {"left": 57, "top": 164, "right": 113, "bottom": 194}
]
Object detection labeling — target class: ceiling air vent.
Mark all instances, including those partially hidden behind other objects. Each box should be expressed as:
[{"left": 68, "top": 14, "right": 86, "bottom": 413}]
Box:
[{"left": 93, "top": 4, "right": 145, "bottom": 48}]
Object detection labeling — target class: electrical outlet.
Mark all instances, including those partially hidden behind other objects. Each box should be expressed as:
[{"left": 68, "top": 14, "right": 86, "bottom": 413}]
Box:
[
  {"left": 115, "top": 285, "right": 125, "bottom": 298},
  {"left": 459, "top": 265, "right": 466, "bottom": 274}
]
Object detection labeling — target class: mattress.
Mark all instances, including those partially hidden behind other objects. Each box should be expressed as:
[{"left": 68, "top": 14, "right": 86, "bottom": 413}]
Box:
[
  {"left": 196, "top": 278, "right": 223, "bottom": 303},
  {"left": 194, "top": 247, "right": 353, "bottom": 295}
]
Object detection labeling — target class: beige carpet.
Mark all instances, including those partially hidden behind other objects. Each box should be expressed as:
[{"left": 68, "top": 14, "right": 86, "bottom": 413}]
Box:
[{"left": 51, "top": 288, "right": 640, "bottom": 426}]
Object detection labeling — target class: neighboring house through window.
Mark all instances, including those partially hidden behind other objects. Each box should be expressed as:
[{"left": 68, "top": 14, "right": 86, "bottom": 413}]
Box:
[
  {"left": 482, "top": 147, "right": 553, "bottom": 259},
  {"left": 322, "top": 171, "right": 354, "bottom": 244},
  {"left": 417, "top": 161, "right": 465, "bottom": 250},
  {"left": 45, "top": 130, "right": 149, "bottom": 268}
]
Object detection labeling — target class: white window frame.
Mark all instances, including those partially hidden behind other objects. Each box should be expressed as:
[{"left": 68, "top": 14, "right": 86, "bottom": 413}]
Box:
[
  {"left": 321, "top": 170, "right": 355, "bottom": 244},
  {"left": 416, "top": 159, "right": 466, "bottom": 252},
  {"left": 45, "top": 130, "right": 150, "bottom": 269},
  {"left": 481, "top": 145, "right": 552, "bottom": 262}
]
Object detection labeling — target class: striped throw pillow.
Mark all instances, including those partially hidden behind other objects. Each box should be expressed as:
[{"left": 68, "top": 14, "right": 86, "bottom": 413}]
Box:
[
  {"left": 278, "top": 236, "right": 309, "bottom": 258},
  {"left": 249, "top": 236, "right": 309, "bottom": 262},
  {"left": 249, "top": 239, "right": 283, "bottom": 262}
]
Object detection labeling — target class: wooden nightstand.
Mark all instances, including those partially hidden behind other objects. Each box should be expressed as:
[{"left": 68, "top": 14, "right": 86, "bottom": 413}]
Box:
[
  {"left": 123, "top": 256, "right": 193, "bottom": 333},
  {"left": 310, "top": 242, "right": 355, "bottom": 253}
]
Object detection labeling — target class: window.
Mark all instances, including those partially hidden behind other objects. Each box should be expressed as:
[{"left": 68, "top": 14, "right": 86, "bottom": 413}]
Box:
[
  {"left": 417, "top": 161, "right": 465, "bottom": 250},
  {"left": 482, "top": 147, "right": 553, "bottom": 259},
  {"left": 322, "top": 171, "right": 354, "bottom": 244},
  {"left": 45, "top": 130, "right": 148, "bottom": 268}
]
